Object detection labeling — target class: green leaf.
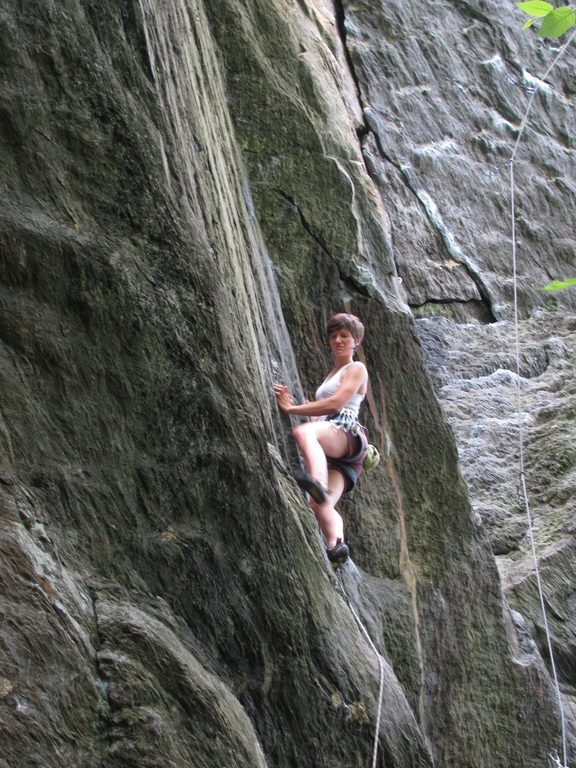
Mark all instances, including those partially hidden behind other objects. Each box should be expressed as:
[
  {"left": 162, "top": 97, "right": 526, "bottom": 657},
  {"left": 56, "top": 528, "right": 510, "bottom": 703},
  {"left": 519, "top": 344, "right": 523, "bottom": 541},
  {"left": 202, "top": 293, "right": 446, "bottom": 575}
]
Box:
[
  {"left": 523, "top": 17, "right": 538, "bottom": 27},
  {"left": 538, "top": 6, "right": 576, "bottom": 36},
  {"left": 515, "top": 0, "right": 554, "bottom": 17},
  {"left": 542, "top": 278, "right": 576, "bottom": 291}
]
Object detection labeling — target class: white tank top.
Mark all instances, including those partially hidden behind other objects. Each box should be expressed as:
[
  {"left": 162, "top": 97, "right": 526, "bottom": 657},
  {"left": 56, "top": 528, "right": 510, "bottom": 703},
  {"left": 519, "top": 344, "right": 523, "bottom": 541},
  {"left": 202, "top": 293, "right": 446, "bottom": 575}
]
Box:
[{"left": 315, "top": 363, "right": 364, "bottom": 419}]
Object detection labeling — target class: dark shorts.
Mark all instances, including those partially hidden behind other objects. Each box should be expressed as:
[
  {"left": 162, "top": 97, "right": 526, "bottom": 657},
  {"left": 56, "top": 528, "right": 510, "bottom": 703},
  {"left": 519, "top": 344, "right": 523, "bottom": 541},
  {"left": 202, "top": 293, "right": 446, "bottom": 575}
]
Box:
[{"left": 327, "top": 426, "right": 369, "bottom": 493}]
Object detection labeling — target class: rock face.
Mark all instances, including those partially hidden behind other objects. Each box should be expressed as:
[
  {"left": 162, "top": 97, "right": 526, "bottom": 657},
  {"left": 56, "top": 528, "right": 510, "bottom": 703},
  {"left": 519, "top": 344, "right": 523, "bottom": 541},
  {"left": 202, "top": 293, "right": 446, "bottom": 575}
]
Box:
[
  {"left": 417, "top": 311, "right": 576, "bottom": 750},
  {"left": 0, "top": 1, "right": 573, "bottom": 768}
]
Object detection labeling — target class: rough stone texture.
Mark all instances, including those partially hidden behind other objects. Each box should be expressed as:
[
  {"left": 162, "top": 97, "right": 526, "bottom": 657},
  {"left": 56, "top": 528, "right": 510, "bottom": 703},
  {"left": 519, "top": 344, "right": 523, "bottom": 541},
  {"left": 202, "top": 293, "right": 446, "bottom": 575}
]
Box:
[
  {"left": 341, "top": 0, "right": 576, "bottom": 321},
  {"left": 0, "top": 1, "right": 573, "bottom": 768},
  {"left": 417, "top": 311, "right": 576, "bottom": 750}
]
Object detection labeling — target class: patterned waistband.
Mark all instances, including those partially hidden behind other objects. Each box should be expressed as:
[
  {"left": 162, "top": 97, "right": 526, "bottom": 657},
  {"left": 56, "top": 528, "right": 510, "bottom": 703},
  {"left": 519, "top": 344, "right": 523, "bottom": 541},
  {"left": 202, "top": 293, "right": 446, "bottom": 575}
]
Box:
[{"left": 328, "top": 408, "right": 362, "bottom": 435}]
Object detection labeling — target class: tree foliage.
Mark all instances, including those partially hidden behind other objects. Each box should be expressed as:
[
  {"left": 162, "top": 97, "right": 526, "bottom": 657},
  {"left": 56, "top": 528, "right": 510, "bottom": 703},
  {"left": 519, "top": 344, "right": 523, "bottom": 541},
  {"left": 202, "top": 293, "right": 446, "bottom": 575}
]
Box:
[
  {"left": 514, "top": 2, "right": 575, "bottom": 293},
  {"left": 542, "top": 278, "right": 576, "bottom": 291},
  {"left": 515, "top": 0, "right": 576, "bottom": 36}
]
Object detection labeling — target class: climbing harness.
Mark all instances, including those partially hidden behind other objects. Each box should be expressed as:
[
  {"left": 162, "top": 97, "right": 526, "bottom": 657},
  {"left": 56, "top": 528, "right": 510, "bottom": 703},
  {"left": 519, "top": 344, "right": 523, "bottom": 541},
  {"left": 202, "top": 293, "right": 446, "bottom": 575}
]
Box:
[
  {"left": 329, "top": 407, "right": 362, "bottom": 435},
  {"left": 507, "top": 29, "right": 576, "bottom": 768},
  {"left": 335, "top": 573, "right": 385, "bottom": 768},
  {"left": 339, "top": 301, "right": 385, "bottom": 471}
]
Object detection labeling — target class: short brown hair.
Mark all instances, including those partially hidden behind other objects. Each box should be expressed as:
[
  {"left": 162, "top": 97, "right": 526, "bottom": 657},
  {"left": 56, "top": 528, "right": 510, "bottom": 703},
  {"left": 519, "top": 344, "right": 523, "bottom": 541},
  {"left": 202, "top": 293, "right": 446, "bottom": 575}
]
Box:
[{"left": 326, "top": 313, "right": 365, "bottom": 344}]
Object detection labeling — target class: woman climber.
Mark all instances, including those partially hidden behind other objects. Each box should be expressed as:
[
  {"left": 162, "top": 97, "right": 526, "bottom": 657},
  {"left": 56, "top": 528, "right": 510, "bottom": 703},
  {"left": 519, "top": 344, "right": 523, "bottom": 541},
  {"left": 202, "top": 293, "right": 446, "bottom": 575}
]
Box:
[{"left": 274, "top": 313, "right": 369, "bottom": 566}]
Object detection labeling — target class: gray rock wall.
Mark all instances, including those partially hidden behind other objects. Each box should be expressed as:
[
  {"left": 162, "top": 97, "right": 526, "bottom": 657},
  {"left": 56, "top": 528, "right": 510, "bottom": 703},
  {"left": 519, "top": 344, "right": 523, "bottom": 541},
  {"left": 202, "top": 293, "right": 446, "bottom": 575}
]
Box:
[{"left": 0, "top": 0, "right": 573, "bottom": 766}]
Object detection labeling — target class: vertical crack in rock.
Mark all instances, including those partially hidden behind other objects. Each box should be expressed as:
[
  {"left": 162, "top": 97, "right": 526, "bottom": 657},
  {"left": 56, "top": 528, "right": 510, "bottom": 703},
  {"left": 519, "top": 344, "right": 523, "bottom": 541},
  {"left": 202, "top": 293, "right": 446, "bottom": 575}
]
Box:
[
  {"left": 334, "top": 0, "right": 366, "bottom": 116},
  {"left": 88, "top": 587, "right": 112, "bottom": 764},
  {"left": 333, "top": 0, "right": 388, "bottom": 192},
  {"left": 391, "top": 458, "right": 434, "bottom": 753},
  {"left": 375, "top": 395, "right": 434, "bottom": 753}
]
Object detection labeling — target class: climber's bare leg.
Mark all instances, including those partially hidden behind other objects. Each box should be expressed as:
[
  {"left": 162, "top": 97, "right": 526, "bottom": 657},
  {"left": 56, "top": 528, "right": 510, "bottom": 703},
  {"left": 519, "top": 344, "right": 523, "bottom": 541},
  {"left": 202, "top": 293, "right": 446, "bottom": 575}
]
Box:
[
  {"left": 292, "top": 421, "right": 348, "bottom": 489},
  {"left": 309, "top": 469, "right": 347, "bottom": 549}
]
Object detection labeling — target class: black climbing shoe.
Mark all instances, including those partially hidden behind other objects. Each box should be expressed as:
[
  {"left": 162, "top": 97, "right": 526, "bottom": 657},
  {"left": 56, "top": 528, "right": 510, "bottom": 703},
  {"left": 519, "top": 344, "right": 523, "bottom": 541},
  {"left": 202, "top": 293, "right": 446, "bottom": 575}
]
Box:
[
  {"left": 326, "top": 538, "right": 349, "bottom": 567},
  {"left": 293, "top": 471, "right": 328, "bottom": 504}
]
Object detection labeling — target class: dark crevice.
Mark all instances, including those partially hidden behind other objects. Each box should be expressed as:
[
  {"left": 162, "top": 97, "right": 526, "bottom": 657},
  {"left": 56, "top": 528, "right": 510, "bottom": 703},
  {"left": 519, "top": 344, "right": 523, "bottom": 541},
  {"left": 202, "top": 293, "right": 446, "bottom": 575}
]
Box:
[
  {"left": 88, "top": 587, "right": 113, "bottom": 765},
  {"left": 411, "top": 296, "right": 486, "bottom": 308},
  {"left": 334, "top": 0, "right": 366, "bottom": 114},
  {"left": 446, "top": 0, "right": 498, "bottom": 32},
  {"left": 410, "top": 297, "right": 496, "bottom": 324},
  {"left": 334, "top": 0, "right": 375, "bottom": 159},
  {"left": 455, "top": 273, "right": 497, "bottom": 322},
  {"left": 276, "top": 189, "right": 371, "bottom": 298},
  {"left": 276, "top": 189, "right": 334, "bottom": 259},
  {"left": 334, "top": 0, "right": 415, "bottom": 307}
]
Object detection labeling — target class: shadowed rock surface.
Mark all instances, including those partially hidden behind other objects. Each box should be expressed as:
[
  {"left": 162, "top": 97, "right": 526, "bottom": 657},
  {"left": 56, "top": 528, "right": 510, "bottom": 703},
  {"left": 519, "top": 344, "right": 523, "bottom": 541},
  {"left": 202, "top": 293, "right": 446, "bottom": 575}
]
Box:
[{"left": 0, "top": 1, "right": 573, "bottom": 767}]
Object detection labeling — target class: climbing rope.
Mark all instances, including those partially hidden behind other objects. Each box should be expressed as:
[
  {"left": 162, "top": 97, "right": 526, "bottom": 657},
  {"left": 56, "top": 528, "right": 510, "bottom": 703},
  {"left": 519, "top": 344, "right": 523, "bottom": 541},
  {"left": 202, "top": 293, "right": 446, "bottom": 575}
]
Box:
[
  {"left": 336, "top": 572, "right": 385, "bottom": 768},
  {"left": 507, "top": 28, "right": 576, "bottom": 768},
  {"left": 552, "top": 751, "right": 571, "bottom": 768}
]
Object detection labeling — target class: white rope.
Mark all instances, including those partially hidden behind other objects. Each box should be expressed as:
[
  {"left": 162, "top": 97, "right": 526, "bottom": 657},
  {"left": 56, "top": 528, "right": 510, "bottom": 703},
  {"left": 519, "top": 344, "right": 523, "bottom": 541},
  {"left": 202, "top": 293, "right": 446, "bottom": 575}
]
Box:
[
  {"left": 337, "top": 574, "right": 385, "bottom": 768},
  {"left": 507, "top": 28, "right": 576, "bottom": 768},
  {"left": 552, "top": 750, "right": 570, "bottom": 767},
  {"left": 510, "top": 27, "right": 576, "bottom": 164}
]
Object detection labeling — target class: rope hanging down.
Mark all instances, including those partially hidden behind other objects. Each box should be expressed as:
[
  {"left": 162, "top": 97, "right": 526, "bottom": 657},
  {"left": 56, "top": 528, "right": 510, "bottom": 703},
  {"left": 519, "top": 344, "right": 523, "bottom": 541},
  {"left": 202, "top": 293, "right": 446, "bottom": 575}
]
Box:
[
  {"left": 507, "top": 27, "right": 576, "bottom": 768},
  {"left": 336, "top": 574, "right": 385, "bottom": 768}
]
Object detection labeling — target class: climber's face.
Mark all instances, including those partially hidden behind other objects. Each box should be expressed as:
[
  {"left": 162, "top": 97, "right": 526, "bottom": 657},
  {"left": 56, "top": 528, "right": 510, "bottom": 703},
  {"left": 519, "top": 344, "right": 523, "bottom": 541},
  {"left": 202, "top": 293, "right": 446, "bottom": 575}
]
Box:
[{"left": 329, "top": 328, "right": 357, "bottom": 358}]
